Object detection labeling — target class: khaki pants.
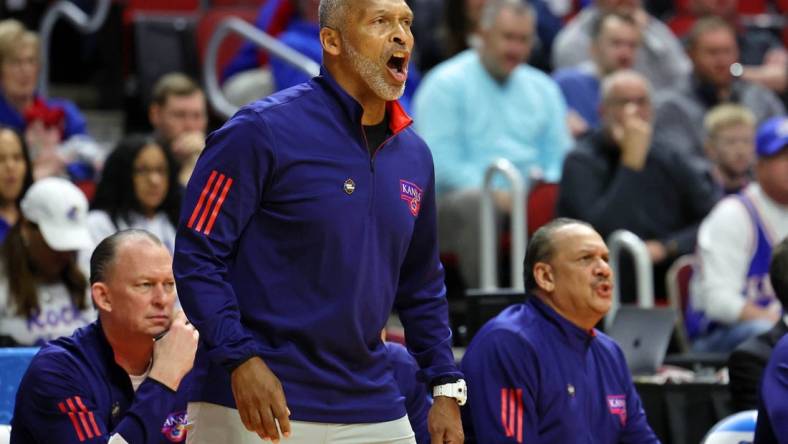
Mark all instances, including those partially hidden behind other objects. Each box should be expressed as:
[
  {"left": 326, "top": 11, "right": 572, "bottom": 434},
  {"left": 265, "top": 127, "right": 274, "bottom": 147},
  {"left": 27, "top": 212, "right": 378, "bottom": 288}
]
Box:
[{"left": 186, "top": 402, "right": 416, "bottom": 444}]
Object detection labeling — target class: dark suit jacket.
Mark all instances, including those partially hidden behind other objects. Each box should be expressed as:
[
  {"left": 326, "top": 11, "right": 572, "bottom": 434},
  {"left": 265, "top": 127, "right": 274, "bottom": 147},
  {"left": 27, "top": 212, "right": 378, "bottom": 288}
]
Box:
[{"left": 728, "top": 321, "right": 788, "bottom": 411}]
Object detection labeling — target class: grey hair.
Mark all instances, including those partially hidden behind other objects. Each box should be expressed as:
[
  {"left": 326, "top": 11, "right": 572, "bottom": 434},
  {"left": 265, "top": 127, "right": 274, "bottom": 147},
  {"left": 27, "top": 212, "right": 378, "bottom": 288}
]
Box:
[
  {"left": 319, "top": 0, "right": 348, "bottom": 29},
  {"left": 479, "top": 0, "right": 535, "bottom": 31},
  {"left": 599, "top": 69, "right": 652, "bottom": 104}
]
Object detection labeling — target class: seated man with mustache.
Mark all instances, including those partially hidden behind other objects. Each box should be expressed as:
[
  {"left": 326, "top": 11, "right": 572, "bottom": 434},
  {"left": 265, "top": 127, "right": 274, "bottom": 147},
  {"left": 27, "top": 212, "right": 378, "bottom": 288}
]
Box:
[{"left": 462, "top": 218, "right": 660, "bottom": 443}]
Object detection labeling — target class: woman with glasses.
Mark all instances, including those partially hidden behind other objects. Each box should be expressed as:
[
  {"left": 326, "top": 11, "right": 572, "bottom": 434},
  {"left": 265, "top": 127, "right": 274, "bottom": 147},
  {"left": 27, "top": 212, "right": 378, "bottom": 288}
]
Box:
[{"left": 87, "top": 135, "right": 181, "bottom": 253}]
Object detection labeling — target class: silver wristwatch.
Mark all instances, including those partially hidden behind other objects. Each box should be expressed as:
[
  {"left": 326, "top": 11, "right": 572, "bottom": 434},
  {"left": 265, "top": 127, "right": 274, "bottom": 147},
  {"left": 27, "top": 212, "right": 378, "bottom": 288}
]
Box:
[{"left": 432, "top": 379, "right": 467, "bottom": 406}]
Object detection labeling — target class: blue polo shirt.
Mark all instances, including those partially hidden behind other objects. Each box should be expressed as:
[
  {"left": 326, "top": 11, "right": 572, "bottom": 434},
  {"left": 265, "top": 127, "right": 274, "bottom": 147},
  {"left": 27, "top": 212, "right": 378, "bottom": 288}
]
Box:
[{"left": 461, "top": 296, "right": 660, "bottom": 443}]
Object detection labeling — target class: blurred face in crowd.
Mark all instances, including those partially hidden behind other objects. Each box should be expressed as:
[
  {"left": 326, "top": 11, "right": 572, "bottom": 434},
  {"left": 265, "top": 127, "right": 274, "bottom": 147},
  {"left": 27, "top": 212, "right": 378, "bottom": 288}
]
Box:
[
  {"left": 0, "top": 42, "right": 38, "bottom": 104},
  {"left": 149, "top": 91, "right": 207, "bottom": 145},
  {"left": 595, "top": 0, "right": 642, "bottom": 16},
  {"left": 534, "top": 224, "right": 613, "bottom": 330},
  {"left": 22, "top": 221, "right": 75, "bottom": 282},
  {"left": 133, "top": 143, "right": 169, "bottom": 217},
  {"left": 0, "top": 128, "right": 26, "bottom": 206},
  {"left": 592, "top": 16, "right": 640, "bottom": 75},
  {"left": 336, "top": 0, "right": 414, "bottom": 101},
  {"left": 707, "top": 123, "right": 755, "bottom": 181},
  {"left": 757, "top": 148, "right": 788, "bottom": 206},
  {"left": 601, "top": 74, "right": 652, "bottom": 128},
  {"left": 479, "top": 6, "right": 534, "bottom": 81},
  {"left": 96, "top": 237, "right": 176, "bottom": 339},
  {"left": 690, "top": 27, "right": 738, "bottom": 88}
]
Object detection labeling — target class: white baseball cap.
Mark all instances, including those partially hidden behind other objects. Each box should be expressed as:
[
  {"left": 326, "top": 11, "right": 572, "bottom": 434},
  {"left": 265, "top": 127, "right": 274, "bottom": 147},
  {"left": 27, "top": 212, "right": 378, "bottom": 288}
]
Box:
[{"left": 20, "top": 177, "right": 93, "bottom": 252}]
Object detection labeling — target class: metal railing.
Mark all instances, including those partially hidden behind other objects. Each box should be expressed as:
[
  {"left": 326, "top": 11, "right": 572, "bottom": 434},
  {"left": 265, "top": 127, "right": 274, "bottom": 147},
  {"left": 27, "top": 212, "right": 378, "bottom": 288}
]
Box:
[
  {"left": 203, "top": 17, "right": 320, "bottom": 119},
  {"left": 38, "top": 0, "right": 112, "bottom": 98},
  {"left": 605, "top": 229, "right": 654, "bottom": 329},
  {"left": 479, "top": 159, "right": 527, "bottom": 291}
]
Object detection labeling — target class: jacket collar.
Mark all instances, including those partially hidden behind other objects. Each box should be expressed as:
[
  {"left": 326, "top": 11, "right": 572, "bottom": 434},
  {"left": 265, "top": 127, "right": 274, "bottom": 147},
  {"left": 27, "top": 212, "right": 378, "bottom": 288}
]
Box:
[
  {"left": 315, "top": 66, "right": 412, "bottom": 135},
  {"left": 529, "top": 295, "right": 597, "bottom": 353}
]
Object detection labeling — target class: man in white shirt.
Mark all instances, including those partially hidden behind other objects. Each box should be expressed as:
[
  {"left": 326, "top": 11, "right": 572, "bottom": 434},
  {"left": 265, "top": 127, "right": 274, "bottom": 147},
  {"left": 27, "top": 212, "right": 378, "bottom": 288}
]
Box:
[{"left": 691, "top": 116, "right": 788, "bottom": 352}]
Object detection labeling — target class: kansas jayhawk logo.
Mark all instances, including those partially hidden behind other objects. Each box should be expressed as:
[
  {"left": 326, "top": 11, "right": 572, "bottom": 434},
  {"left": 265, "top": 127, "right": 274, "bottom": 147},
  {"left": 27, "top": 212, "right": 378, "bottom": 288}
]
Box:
[
  {"left": 399, "top": 180, "right": 422, "bottom": 217},
  {"left": 161, "top": 410, "right": 189, "bottom": 442},
  {"left": 607, "top": 395, "right": 627, "bottom": 426}
]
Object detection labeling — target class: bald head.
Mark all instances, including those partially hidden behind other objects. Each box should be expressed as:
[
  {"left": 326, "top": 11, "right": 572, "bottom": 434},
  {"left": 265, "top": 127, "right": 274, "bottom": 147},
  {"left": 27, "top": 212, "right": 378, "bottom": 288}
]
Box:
[
  {"left": 600, "top": 69, "right": 653, "bottom": 126},
  {"left": 90, "top": 229, "right": 165, "bottom": 285}
]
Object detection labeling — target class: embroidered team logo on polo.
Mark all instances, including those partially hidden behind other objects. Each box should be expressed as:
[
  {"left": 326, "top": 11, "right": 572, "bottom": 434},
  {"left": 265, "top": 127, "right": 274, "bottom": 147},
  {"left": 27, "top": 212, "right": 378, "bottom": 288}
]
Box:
[
  {"left": 607, "top": 395, "right": 627, "bottom": 426},
  {"left": 161, "top": 410, "right": 189, "bottom": 442},
  {"left": 399, "top": 180, "right": 422, "bottom": 217},
  {"left": 344, "top": 178, "right": 356, "bottom": 195}
]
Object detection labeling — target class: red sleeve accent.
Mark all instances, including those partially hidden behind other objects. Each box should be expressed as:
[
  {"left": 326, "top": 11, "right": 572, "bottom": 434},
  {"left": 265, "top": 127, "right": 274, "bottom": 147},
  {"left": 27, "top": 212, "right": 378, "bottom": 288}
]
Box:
[
  {"left": 59, "top": 399, "right": 86, "bottom": 442},
  {"left": 195, "top": 174, "right": 227, "bottom": 233},
  {"left": 204, "top": 177, "right": 234, "bottom": 236},
  {"left": 75, "top": 396, "right": 103, "bottom": 436},
  {"left": 501, "top": 388, "right": 524, "bottom": 443},
  {"left": 188, "top": 170, "right": 219, "bottom": 229}
]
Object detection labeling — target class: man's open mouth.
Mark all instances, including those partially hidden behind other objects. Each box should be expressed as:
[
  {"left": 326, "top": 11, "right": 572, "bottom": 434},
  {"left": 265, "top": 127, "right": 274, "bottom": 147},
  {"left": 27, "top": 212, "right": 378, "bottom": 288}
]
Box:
[{"left": 386, "top": 51, "right": 409, "bottom": 83}]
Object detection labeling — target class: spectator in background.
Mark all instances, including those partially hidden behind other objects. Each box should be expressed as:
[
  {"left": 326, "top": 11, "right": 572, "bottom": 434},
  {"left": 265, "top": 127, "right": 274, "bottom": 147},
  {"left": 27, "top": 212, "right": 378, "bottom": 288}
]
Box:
[
  {"left": 667, "top": 0, "right": 787, "bottom": 101},
  {"left": 0, "top": 19, "right": 101, "bottom": 182},
  {"left": 0, "top": 177, "right": 94, "bottom": 346},
  {"left": 0, "top": 126, "right": 33, "bottom": 243},
  {"left": 654, "top": 17, "right": 785, "bottom": 160},
  {"left": 552, "top": 0, "right": 690, "bottom": 90},
  {"left": 703, "top": 104, "right": 757, "bottom": 194},
  {"left": 10, "top": 230, "right": 199, "bottom": 444},
  {"left": 87, "top": 135, "right": 181, "bottom": 254},
  {"left": 148, "top": 72, "right": 207, "bottom": 187},
  {"left": 553, "top": 11, "right": 641, "bottom": 137},
  {"left": 414, "top": 0, "right": 571, "bottom": 288},
  {"left": 690, "top": 116, "right": 788, "bottom": 353},
  {"left": 461, "top": 218, "right": 660, "bottom": 443},
  {"left": 557, "top": 70, "right": 718, "bottom": 301},
  {"left": 728, "top": 236, "right": 788, "bottom": 412}
]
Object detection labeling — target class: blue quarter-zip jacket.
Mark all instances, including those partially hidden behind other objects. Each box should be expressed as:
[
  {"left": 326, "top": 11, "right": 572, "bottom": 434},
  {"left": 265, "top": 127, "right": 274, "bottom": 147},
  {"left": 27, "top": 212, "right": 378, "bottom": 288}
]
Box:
[
  {"left": 755, "top": 335, "right": 788, "bottom": 444},
  {"left": 10, "top": 321, "right": 191, "bottom": 443},
  {"left": 173, "top": 67, "right": 460, "bottom": 423},
  {"left": 461, "top": 296, "right": 659, "bottom": 443}
]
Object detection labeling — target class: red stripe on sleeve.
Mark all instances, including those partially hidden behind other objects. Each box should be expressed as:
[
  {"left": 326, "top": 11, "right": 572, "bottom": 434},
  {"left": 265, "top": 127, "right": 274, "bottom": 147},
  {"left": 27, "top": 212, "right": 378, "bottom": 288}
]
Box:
[
  {"left": 509, "top": 388, "right": 517, "bottom": 436},
  {"left": 187, "top": 170, "right": 218, "bottom": 229},
  {"left": 204, "top": 177, "right": 234, "bottom": 236},
  {"left": 68, "top": 398, "right": 94, "bottom": 439},
  {"left": 516, "top": 388, "right": 524, "bottom": 443},
  {"left": 501, "top": 388, "right": 508, "bottom": 436},
  {"left": 75, "top": 396, "right": 102, "bottom": 436},
  {"left": 61, "top": 399, "right": 86, "bottom": 442},
  {"left": 195, "top": 174, "right": 226, "bottom": 233}
]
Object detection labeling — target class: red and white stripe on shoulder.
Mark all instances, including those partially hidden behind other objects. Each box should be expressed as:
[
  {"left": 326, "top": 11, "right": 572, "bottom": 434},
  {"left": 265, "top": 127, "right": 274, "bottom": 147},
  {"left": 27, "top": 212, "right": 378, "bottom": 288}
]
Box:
[
  {"left": 501, "top": 387, "right": 524, "bottom": 443},
  {"left": 187, "top": 170, "right": 234, "bottom": 236},
  {"left": 58, "top": 396, "right": 102, "bottom": 442}
]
